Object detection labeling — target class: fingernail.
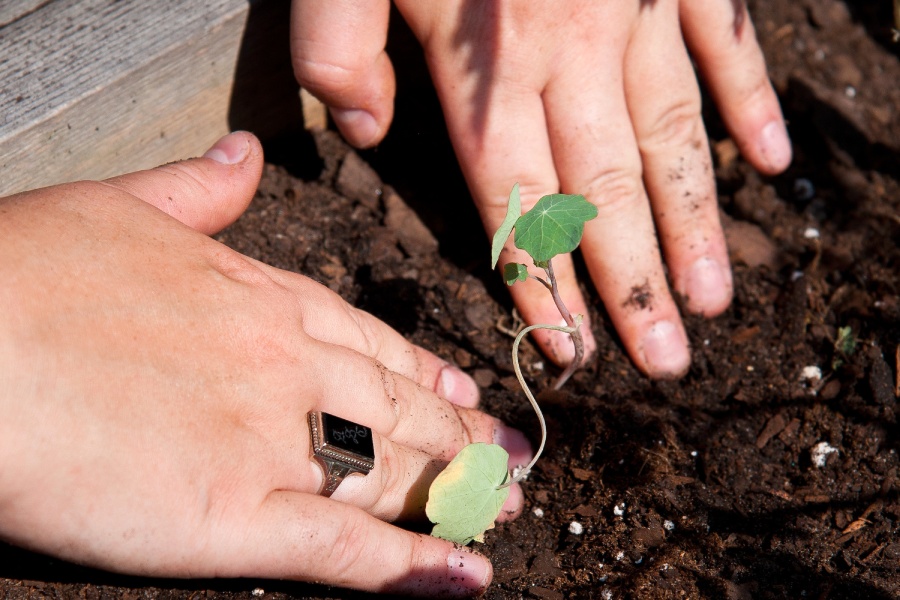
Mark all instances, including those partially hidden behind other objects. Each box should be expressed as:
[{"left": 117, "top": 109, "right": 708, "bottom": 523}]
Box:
[
  {"left": 330, "top": 108, "right": 379, "bottom": 148},
  {"left": 438, "top": 365, "right": 480, "bottom": 408},
  {"left": 447, "top": 548, "right": 492, "bottom": 594},
  {"left": 497, "top": 482, "right": 523, "bottom": 521},
  {"left": 758, "top": 120, "right": 792, "bottom": 172},
  {"left": 640, "top": 320, "right": 690, "bottom": 379},
  {"left": 494, "top": 423, "right": 533, "bottom": 469},
  {"left": 203, "top": 131, "right": 250, "bottom": 165},
  {"left": 682, "top": 257, "right": 732, "bottom": 315}
]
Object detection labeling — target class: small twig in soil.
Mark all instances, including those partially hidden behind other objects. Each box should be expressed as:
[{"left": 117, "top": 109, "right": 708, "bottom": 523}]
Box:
[
  {"left": 637, "top": 448, "right": 673, "bottom": 477},
  {"left": 495, "top": 308, "right": 525, "bottom": 338},
  {"left": 894, "top": 345, "right": 899, "bottom": 397}
]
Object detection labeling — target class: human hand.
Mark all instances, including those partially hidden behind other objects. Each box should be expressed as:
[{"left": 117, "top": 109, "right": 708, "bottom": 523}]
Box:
[
  {"left": 0, "top": 132, "right": 530, "bottom": 596},
  {"left": 291, "top": 0, "right": 792, "bottom": 378}
]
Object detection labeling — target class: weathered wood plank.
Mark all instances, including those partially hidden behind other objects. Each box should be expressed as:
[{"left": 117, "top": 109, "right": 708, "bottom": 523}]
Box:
[
  {"left": 0, "top": 0, "right": 50, "bottom": 27},
  {"left": 0, "top": 0, "right": 302, "bottom": 197}
]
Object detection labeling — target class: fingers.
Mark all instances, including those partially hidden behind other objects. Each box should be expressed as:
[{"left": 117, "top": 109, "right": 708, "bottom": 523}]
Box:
[
  {"left": 413, "top": 3, "right": 597, "bottom": 367},
  {"left": 291, "top": 0, "right": 394, "bottom": 148},
  {"left": 216, "top": 491, "right": 492, "bottom": 597},
  {"left": 288, "top": 332, "right": 529, "bottom": 523},
  {"left": 308, "top": 422, "right": 524, "bottom": 523},
  {"left": 264, "top": 267, "right": 481, "bottom": 408},
  {"left": 102, "top": 131, "right": 264, "bottom": 235},
  {"left": 542, "top": 4, "right": 691, "bottom": 379},
  {"left": 626, "top": 2, "right": 733, "bottom": 317},
  {"left": 681, "top": 0, "right": 791, "bottom": 174},
  {"left": 257, "top": 278, "right": 531, "bottom": 519},
  {"left": 308, "top": 338, "right": 532, "bottom": 471}
]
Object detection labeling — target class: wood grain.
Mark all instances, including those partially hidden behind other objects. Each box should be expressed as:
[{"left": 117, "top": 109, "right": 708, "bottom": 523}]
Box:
[
  {"left": 0, "top": 0, "right": 302, "bottom": 197},
  {"left": 0, "top": 0, "right": 51, "bottom": 27}
]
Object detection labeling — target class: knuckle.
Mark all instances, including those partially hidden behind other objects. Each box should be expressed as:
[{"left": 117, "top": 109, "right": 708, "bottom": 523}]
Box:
[
  {"left": 292, "top": 56, "right": 362, "bottom": 96},
  {"left": 346, "top": 305, "right": 388, "bottom": 360},
  {"left": 479, "top": 181, "right": 561, "bottom": 219},
  {"left": 344, "top": 310, "right": 409, "bottom": 425},
  {"left": 580, "top": 168, "right": 646, "bottom": 219},
  {"left": 319, "top": 511, "right": 373, "bottom": 579},
  {"left": 377, "top": 364, "right": 407, "bottom": 426},
  {"left": 156, "top": 163, "right": 216, "bottom": 196},
  {"left": 736, "top": 72, "right": 776, "bottom": 112},
  {"left": 368, "top": 444, "right": 409, "bottom": 519},
  {"left": 205, "top": 247, "right": 274, "bottom": 288},
  {"left": 640, "top": 98, "right": 703, "bottom": 151},
  {"left": 375, "top": 442, "right": 399, "bottom": 491}
]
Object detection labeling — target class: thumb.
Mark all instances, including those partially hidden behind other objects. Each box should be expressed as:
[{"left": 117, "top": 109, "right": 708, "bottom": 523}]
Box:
[
  {"left": 291, "top": 0, "right": 394, "bottom": 148},
  {"left": 102, "top": 131, "right": 263, "bottom": 235}
]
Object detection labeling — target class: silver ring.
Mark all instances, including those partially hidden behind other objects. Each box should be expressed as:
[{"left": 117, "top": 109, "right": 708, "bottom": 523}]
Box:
[{"left": 308, "top": 411, "right": 375, "bottom": 497}]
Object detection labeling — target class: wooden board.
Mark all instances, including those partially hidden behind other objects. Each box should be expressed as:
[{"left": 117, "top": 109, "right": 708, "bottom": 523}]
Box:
[
  {"left": 0, "top": 0, "right": 52, "bottom": 27},
  {"left": 0, "top": 0, "right": 303, "bottom": 197}
]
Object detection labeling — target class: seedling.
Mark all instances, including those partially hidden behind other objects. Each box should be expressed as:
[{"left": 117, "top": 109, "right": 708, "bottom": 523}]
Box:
[
  {"left": 426, "top": 184, "right": 597, "bottom": 544},
  {"left": 832, "top": 325, "right": 858, "bottom": 370}
]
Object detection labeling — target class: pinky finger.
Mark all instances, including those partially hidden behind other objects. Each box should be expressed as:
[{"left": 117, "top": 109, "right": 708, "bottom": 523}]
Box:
[{"left": 219, "top": 491, "right": 492, "bottom": 597}]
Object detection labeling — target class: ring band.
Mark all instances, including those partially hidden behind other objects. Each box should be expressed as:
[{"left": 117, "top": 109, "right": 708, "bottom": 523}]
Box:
[{"left": 308, "top": 411, "right": 375, "bottom": 497}]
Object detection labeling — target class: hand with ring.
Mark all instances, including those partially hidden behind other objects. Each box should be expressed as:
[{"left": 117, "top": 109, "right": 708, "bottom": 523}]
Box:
[
  {"left": 291, "top": 0, "right": 792, "bottom": 379},
  {"left": 0, "top": 132, "right": 531, "bottom": 597}
]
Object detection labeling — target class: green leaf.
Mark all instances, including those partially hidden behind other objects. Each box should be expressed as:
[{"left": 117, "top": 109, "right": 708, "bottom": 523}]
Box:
[
  {"left": 426, "top": 443, "right": 510, "bottom": 545},
  {"left": 502, "top": 263, "right": 529, "bottom": 286},
  {"left": 514, "top": 194, "right": 597, "bottom": 264},
  {"left": 491, "top": 183, "right": 522, "bottom": 269},
  {"left": 835, "top": 326, "right": 857, "bottom": 356}
]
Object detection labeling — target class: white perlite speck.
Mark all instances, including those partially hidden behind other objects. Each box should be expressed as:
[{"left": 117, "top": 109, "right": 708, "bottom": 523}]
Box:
[
  {"left": 512, "top": 465, "right": 530, "bottom": 481},
  {"left": 804, "top": 227, "right": 820, "bottom": 239},
  {"left": 533, "top": 507, "right": 544, "bottom": 518},
  {"left": 568, "top": 521, "right": 584, "bottom": 535},
  {"left": 800, "top": 365, "right": 822, "bottom": 384},
  {"left": 811, "top": 441, "right": 838, "bottom": 468},
  {"left": 251, "top": 589, "right": 265, "bottom": 597},
  {"left": 663, "top": 520, "right": 675, "bottom": 531},
  {"left": 613, "top": 503, "right": 625, "bottom": 516}
]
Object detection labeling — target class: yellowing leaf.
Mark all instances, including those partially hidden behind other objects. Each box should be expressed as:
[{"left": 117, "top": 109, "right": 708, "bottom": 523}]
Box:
[{"left": 426, "top": 443, "right": 510, "bottom": 545}]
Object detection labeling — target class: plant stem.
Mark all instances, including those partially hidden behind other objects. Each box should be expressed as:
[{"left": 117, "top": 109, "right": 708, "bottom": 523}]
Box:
[
  {"left": 544, "top": 260, "right": 584, "bottom": 390},
  {"left": 496, "top": 320, "right": 578, "bottom": 489}
]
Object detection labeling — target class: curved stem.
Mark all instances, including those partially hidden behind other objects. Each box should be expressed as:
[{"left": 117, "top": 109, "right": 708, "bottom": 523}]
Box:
[
  {"left": 496, "top": 321, "right": 578, "bottom": 489},
  {"left": 545, "top": 261, "right": 584, "bottom": 390}
]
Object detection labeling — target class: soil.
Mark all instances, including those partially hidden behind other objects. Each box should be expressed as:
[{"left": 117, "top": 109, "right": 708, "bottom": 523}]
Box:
[{"left": 2, "top": 0, "right": 899, "bottom": 598}]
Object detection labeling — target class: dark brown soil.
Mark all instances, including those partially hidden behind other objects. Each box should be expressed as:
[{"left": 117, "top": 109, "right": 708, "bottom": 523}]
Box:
[{"left": 3, "top": 1, "right": 899, "bottom": 598}]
